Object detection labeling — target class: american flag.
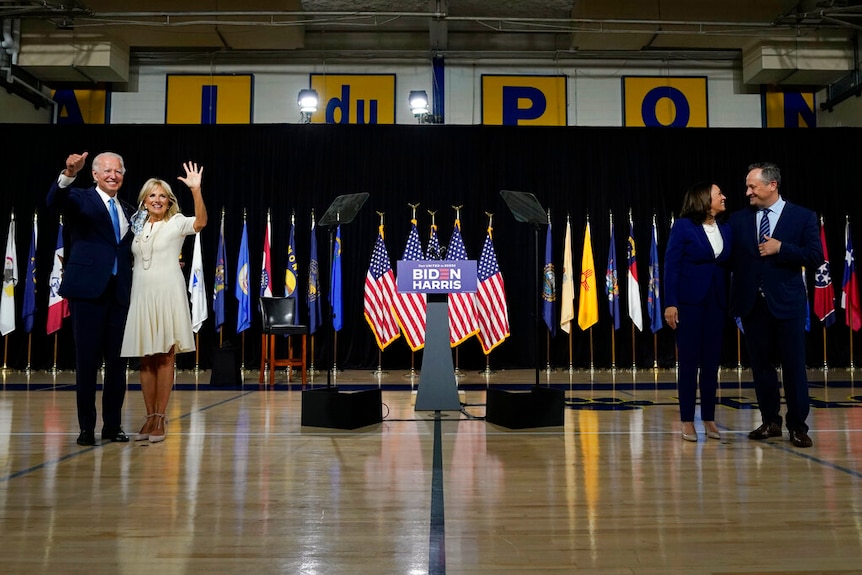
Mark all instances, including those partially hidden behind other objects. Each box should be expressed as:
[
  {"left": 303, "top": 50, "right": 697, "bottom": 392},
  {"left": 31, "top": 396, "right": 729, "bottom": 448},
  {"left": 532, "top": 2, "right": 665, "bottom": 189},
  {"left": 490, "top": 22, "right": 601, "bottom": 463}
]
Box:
[
  {"left": 393, "top": 220, "right": 427, "bottom": 351},
  {"left": 427, "top": 223, "right": 441, "bottom": 260},
  {"left": 476, "top": 226, "right": 509, "bottom": 353},
  {"left": 447, "top": 219, "right": 479, "bottom": 345},
  {"left": 363, "top": 226, "right": 401, "bottom": 349}
]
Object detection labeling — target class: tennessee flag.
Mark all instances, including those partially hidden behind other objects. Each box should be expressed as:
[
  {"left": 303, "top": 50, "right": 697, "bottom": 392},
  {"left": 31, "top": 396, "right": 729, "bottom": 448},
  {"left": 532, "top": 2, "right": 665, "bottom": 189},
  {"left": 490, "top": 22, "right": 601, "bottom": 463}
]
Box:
[{"left": 813, "top": 219, "right": 836, "bottom": 327}]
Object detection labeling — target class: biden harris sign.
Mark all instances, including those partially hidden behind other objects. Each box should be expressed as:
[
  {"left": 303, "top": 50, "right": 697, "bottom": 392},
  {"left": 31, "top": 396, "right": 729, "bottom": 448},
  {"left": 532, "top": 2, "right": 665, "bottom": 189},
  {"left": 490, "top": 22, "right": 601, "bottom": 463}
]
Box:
[{"left": 397, "top": 261, "right": 478, "bottom": 294}]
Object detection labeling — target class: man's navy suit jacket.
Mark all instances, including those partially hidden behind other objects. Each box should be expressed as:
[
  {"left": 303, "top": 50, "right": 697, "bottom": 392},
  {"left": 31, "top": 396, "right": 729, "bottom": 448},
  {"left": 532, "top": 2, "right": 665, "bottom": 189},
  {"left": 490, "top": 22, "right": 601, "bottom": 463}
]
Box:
[
  {"left": 46, "top": 182, "right": 133, "bottom": 307},
  {"left": 728, "top": 201, "right": 822, "bottom": 320}
]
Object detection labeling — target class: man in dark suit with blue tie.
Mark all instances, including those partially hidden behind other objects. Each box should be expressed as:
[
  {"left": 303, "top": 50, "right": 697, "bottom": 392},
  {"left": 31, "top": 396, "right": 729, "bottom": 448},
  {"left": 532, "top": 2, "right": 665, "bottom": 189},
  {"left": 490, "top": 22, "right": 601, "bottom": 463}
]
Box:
[
  {"left": 729, "top": 162, "right": 822, "bottom": 448},
  {"left": 47, "top": 151, "right": 134, "bottom": 446}
]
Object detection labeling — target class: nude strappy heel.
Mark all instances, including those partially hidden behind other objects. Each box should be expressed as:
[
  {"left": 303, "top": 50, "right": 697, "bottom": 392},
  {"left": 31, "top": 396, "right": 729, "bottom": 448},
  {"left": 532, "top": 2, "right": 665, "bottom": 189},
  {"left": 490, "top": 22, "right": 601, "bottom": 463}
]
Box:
[
  {"left": 136, "top": 414, "right": 155, "bottom": 441},
  {"left": 149, "top": 413, "right": 166, "bottom": 443}
]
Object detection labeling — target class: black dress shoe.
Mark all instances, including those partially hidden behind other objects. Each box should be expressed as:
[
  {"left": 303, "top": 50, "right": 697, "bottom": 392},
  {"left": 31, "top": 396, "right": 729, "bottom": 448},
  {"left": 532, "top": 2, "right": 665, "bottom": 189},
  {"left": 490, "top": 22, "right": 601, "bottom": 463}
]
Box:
[
  {"left": 748, "top": 422, "right": 782, "bottom": 440},
  {"left": 101, "top": 429, "right": 130, "bottom": 443},
  {"left": 790, "top": 430, "right": 813, "bottom": 448},
  {"left": 77, "top": 430, "right": 96, "bottom": 446}
]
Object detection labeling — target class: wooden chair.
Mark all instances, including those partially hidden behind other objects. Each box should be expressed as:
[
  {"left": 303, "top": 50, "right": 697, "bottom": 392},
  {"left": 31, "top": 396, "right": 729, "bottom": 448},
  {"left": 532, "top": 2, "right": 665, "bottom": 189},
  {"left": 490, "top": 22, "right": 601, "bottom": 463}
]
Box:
[{"left": 258, "top": 297, "right": 308, "bottom": 387}]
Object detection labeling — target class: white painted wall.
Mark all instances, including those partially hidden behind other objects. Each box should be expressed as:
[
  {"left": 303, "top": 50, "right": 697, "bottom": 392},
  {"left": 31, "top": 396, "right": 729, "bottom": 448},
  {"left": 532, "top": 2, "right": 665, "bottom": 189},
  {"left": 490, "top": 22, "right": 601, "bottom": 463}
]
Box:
[{"left": 3, "top": 59, "right": 860, "bottom": 126}]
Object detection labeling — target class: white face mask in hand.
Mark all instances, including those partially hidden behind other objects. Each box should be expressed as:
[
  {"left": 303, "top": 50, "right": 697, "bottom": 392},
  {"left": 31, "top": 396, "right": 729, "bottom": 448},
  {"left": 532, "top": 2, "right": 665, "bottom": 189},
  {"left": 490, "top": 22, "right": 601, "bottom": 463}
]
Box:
[{"left": 130, "top": 203, "right": 148, "bottom": 236}]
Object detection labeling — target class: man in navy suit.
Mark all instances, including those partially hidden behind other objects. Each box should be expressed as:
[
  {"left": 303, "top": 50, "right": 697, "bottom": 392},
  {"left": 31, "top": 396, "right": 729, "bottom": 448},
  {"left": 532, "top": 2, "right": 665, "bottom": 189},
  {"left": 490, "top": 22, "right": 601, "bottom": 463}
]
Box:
[
  {"left": 47, "top": 151, "right": 134, "bottom": 446},
  {"left": 729, "top": 162, "right": 822, "bottom": 448}
]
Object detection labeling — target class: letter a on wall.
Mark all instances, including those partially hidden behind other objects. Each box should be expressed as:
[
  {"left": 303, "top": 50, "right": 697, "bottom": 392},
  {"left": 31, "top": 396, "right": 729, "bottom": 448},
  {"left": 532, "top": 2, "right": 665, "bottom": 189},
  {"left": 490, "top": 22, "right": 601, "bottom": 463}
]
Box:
[
  {"left": 166, "top": 74, "right": 253, "bottom": 124},
  {"left": 622, "top": 76, "right": 708, "bottom": 127}
]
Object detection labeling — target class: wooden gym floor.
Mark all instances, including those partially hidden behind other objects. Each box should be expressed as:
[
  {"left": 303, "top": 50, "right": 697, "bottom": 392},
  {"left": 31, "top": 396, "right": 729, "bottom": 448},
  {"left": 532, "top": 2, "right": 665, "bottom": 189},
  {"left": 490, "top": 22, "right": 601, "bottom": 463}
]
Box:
[{"left": 0, "top": 367, "right": 861, "bottom": 574}]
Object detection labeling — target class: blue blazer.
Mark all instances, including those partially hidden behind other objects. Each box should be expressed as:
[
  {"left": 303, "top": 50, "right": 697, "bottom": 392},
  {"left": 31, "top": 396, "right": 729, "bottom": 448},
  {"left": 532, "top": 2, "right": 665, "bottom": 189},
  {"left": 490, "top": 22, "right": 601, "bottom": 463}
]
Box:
[
  {"left": 728, "top": 201, "right": 822, "bottom": 320},
  {"left": 46, "top": 182, "right": 134, "bottom": 307},
  {"left": 663, "top": 217, "right": 731, "bottom": 309}
]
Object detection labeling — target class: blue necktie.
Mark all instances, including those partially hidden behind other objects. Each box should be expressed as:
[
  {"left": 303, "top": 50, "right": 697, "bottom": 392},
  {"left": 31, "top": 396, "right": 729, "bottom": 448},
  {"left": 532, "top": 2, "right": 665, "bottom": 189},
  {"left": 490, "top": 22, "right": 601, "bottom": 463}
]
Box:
[
  {"left": 759, "top": 208, "right": 770, "bottom": 244},
  {"left": 109, "top": 198, "right": 120, "bottom": 274}
]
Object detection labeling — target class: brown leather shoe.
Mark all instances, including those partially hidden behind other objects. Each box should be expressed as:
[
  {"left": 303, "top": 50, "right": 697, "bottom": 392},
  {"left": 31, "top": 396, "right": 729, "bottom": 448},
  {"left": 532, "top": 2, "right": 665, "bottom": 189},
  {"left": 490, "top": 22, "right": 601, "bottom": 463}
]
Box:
[
  {"left": 790, "top": 430, "right": 813, "bottom": 448},
  {"left": 748, "top": 422, "right": 782, "bottom": 440}
]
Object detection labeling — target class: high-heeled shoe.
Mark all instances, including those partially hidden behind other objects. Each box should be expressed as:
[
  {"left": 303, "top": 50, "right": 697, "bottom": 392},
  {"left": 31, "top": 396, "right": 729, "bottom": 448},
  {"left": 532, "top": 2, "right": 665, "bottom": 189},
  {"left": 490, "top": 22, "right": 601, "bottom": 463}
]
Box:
[
  {"left": 681, "top": 423, "right": 698, "bottom": 442},
  {"left": 149, "top": 414, "right": 166, "bottom": 443},
  {"left": 704, "top": 422, "right": 721, "bottom": 440},
  {"left": 135, "top": 414, "right": 155, "bottom": 441}
]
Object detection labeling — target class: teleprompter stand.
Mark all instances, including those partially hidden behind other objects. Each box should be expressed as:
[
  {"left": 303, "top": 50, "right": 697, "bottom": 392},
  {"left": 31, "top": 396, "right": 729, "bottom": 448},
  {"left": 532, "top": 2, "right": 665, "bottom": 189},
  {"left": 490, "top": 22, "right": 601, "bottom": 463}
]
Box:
[
  {"left": 301, "top": 192, "right": 383, "bottom": 429},
  {"left": 484, "top": 190, "right": 564, "bottom": 429}
]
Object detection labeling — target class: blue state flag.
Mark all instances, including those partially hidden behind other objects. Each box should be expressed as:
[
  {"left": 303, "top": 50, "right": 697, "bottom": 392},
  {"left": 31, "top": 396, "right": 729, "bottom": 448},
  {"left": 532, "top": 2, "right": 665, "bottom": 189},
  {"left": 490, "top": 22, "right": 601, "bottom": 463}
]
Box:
[
  {"left": 542, "top": 222, "right": 556, "bottom": 337},
  {"left": 648, "top": 219, "right": 662, "bottom": 333},
  {"left": 22, "top": 215, "right": 37, "bottom": 334},
  {"left": 308, "top": 218, "right": 322, "bottom": 334},
  {"left": 606, "top": 221, "right": 620, "bottom": 331},
  {"left": 330, "top": 225, "right": 343, "bottom": 332},
  {"left": 213, "top": 212, "right": 226, "bottom": 331},
  {"left": 235, "top": 219, "right": 251, "bottom": 333},
  {"left": 285, "top": 219, "right": 300, "bottom": 323}
]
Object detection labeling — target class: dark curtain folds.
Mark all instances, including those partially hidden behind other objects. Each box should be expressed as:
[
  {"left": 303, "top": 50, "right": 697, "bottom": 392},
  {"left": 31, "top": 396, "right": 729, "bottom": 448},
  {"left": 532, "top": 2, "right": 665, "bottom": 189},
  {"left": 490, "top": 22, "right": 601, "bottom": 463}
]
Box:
[{"left": 3, "top": 124, "right": 859, "bottom": 372}]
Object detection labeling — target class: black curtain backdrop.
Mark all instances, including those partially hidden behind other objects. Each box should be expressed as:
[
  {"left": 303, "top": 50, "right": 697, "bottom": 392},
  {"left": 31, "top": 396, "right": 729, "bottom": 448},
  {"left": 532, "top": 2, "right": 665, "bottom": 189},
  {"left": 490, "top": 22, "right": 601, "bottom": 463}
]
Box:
[{"left": 2, "top": 124, "right": 860, "bottom": 373}]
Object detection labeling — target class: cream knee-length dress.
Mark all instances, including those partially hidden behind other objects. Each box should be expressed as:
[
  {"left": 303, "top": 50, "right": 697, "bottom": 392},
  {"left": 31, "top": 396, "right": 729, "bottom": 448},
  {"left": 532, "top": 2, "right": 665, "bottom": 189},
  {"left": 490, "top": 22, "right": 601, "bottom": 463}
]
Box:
[{"left": 121, "top": 215, "right": 198, "bottom": 357}]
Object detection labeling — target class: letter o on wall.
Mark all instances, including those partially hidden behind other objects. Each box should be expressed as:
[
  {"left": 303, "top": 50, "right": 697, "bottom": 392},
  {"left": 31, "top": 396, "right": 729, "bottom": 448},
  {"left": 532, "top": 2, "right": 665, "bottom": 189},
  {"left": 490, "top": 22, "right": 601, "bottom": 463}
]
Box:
[{"left": 641, "top": 87, "right": 691, "bottom": 127}]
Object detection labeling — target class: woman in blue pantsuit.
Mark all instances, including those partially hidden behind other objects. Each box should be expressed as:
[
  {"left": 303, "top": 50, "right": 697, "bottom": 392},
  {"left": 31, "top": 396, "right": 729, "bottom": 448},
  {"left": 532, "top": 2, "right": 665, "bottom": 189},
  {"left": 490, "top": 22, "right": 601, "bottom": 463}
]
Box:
[{"left": 664, "top": 182, "right": 731, "bottom": 442}]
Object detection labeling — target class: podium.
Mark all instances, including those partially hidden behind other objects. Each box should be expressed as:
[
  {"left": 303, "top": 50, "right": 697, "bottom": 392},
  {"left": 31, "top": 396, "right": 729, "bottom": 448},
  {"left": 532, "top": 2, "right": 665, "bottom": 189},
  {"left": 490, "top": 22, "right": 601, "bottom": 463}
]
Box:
[
  {"left": 396, "top": 259, "right": 477, "bottom": 412},
  {"left": 414, "top": 294, "right": 462, "bottom": 411}
]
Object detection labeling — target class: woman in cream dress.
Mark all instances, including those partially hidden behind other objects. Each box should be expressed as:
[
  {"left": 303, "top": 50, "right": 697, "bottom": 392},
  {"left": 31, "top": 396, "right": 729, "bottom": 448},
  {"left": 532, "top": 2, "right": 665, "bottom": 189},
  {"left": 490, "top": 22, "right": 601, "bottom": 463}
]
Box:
[{"left": 121, "top": 161, "right": 207, "bottom": 442}]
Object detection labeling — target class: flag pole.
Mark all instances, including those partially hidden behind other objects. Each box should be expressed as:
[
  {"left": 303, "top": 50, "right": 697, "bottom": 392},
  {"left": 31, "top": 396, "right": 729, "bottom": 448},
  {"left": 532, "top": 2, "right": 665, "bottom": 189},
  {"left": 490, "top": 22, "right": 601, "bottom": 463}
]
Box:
[
  {"left": 51, "top": 333, "right": 59, "bottom": 374},
  {"left": 194, "top": 333, "right": 200, "bottom": 374},
  {"left": 822, "top": 325, "right": 828, "bottom": 371},
  {"left": 25, "top": 333, "right": 32, "bottom": 374},
  {"left": 2, "top": 337, "right": 8, "bottom": 370}
]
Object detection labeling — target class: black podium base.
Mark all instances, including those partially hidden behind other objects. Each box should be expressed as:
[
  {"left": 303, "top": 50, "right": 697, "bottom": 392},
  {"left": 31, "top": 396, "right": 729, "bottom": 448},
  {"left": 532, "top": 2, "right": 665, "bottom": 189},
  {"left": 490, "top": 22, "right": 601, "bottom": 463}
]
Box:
[
  {"left": 301, "top": 387, "right": 383, "bottom": 429},
  {"left": 485, "top": 387, "right": 565, "bottom": 429}
]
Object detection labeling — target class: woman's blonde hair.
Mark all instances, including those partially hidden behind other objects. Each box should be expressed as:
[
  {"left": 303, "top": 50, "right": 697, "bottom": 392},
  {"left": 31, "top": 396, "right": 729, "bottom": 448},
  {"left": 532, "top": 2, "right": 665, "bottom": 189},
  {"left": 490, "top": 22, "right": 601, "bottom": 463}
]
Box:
[{"left": 137, "top": 178, "right": 180, "bottom": 220}]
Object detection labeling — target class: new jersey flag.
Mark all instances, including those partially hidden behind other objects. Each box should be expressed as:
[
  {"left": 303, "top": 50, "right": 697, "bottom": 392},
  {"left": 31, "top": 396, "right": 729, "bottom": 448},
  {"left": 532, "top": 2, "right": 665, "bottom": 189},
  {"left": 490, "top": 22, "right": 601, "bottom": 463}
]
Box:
[
  {"left": 189, "top": 232, "right": 208, "bottom": 333},
  {"left": 814, "top": 220, "right": 836, "bottom": 327},
  {"left": 46, "top": 220, "right": 70, "bottom": 335},
  {"left": 0, "top": 215, "right": 18, "bottom": 336}
]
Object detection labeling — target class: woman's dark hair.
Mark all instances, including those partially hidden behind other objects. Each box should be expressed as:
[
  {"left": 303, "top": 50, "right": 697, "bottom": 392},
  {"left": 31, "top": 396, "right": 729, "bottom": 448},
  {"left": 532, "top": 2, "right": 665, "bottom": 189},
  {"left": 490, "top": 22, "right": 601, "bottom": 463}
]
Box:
[{"left": 680, "top": 181, "right": 719, "bottom": 224}]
